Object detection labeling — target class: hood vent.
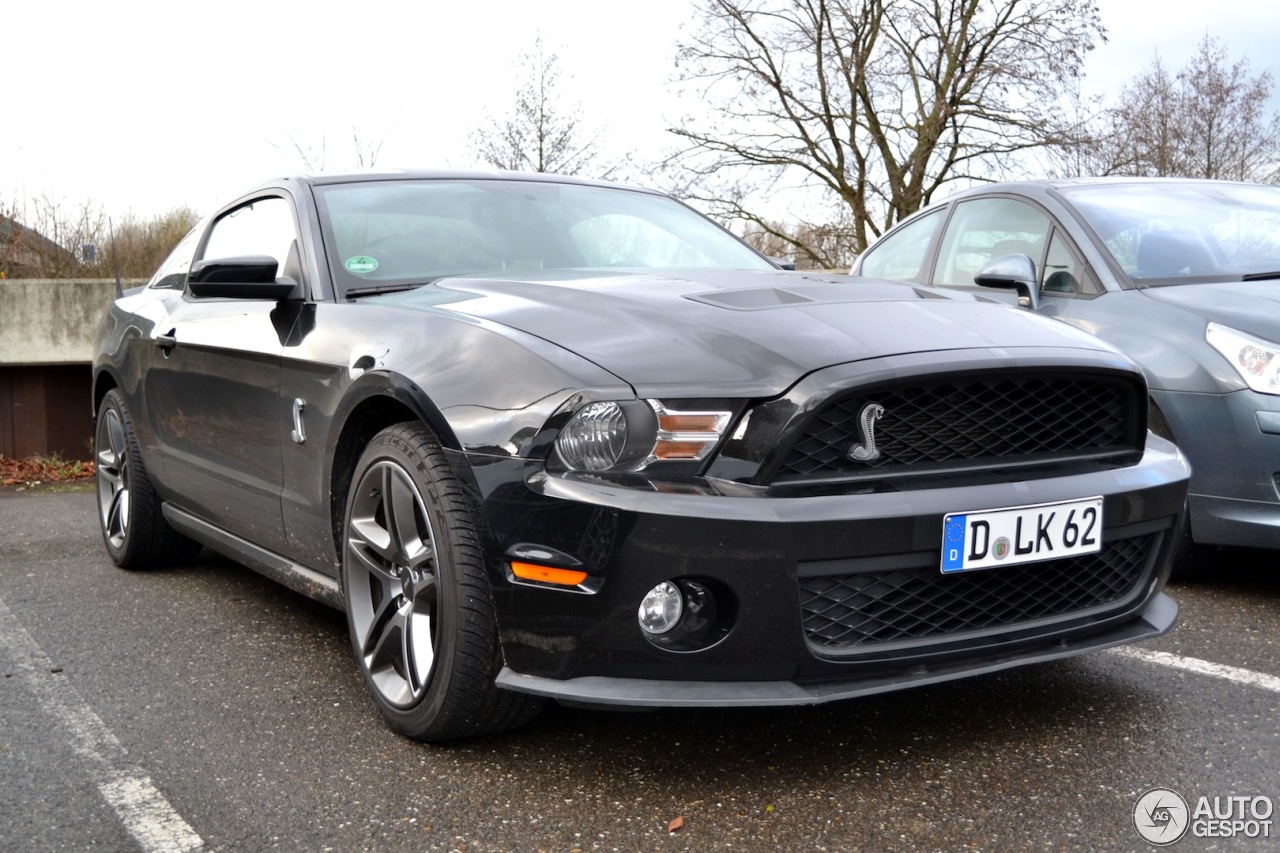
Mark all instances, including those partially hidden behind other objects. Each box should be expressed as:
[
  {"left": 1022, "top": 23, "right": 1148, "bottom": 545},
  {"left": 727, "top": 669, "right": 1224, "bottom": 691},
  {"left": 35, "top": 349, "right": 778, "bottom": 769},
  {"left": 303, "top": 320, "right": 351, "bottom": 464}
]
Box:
[{"left": 687, "top": 287, "right": 816, "bottom": 311}]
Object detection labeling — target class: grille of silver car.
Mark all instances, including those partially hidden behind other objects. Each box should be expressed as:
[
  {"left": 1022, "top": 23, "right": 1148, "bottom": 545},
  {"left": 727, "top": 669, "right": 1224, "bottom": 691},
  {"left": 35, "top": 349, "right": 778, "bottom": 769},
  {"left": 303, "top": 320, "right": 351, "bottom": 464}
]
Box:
[
  {"left": 798, "top": 532, "right": 1158, "bottom": 651},
  {"left": 774, "top": 373, "right": 1137, "bottom": 482}
]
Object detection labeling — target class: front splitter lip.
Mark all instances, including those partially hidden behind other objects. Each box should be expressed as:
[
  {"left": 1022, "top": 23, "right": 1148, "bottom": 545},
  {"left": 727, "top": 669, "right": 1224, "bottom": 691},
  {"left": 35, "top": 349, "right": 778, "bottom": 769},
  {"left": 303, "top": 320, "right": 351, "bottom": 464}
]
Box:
[{"left": 494, "top": 592, "right": 1178, "bottom": 708}]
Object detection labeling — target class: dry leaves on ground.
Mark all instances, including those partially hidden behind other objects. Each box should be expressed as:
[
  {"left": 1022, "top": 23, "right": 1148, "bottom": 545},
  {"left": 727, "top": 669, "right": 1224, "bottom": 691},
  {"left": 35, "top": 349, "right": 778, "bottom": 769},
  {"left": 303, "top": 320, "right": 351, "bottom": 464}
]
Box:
[{"left": 0, "top": 454, "right": 96, "bottom": 487}]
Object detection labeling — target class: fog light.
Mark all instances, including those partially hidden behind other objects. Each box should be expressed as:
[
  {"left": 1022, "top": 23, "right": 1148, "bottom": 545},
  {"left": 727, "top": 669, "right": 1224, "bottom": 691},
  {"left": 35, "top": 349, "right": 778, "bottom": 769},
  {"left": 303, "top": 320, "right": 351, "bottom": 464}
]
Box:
[{"left": 638, "top": 581, "right": 684, "bottom": 634}]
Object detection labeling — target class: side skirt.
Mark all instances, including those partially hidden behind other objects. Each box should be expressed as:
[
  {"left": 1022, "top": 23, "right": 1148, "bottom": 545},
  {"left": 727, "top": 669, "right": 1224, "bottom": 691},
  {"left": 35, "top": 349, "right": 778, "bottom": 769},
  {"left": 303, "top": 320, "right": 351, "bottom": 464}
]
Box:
[{"left": 162, "top": 504, "right": 344, "bottom": 610}]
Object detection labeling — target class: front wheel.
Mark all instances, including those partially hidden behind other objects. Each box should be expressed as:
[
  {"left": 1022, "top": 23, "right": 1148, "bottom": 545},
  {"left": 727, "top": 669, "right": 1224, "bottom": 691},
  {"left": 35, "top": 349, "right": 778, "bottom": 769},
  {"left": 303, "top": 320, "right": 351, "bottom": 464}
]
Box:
[{"left": 342, "top": 423, "right": 542, "bottom": 741}]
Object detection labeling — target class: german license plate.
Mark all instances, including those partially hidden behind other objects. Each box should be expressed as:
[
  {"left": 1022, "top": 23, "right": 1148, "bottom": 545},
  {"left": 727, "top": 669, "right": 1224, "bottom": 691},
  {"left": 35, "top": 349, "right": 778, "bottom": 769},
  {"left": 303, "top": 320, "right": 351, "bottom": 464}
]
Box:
[{"left": 941, "top": 497, "right": 1103, "bottom": 573}]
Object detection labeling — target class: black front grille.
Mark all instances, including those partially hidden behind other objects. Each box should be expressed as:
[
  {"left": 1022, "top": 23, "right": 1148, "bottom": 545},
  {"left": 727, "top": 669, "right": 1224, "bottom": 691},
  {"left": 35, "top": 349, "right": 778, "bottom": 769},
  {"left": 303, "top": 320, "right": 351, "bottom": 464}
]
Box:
[
  {"left": 799, "top": 533, "right": 1158, "bottom": 652},
  {"left": 776, "top": 374, "right": 1136, "bottom": 482}
]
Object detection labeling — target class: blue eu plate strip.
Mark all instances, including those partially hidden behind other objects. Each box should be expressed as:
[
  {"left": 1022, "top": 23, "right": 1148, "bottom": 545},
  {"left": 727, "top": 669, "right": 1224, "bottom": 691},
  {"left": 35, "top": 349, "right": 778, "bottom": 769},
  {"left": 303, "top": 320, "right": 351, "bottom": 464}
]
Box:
[{"left": 942, "top": 514, "right": 966, "bottom": 573}]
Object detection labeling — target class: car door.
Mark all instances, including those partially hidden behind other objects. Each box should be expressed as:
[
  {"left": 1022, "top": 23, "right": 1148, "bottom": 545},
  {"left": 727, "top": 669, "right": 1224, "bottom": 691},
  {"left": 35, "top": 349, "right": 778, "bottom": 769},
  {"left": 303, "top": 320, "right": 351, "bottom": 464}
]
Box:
[
  {"left": 935, "top": 197, "right": 1102, "bottom": 316},
  {"left": 142, "top": 195, "right": 300, "bottom": 552},
  {"left": 861, "top": 195, "right": 1100, "bottom": 312},
  {"left": 276, "top": 300, "right": 355, "bottom": 575}
]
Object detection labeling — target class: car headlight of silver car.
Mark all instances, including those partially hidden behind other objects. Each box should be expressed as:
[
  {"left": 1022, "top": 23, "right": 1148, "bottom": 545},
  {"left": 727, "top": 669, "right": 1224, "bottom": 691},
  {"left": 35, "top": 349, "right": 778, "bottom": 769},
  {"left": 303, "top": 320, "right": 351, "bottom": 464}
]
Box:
[
  {"left": 1206, "top": 322, "right": 1280, "bottom": 395},
  {"left": 554, "top": 400, "right": 732, "bottom": 472}
]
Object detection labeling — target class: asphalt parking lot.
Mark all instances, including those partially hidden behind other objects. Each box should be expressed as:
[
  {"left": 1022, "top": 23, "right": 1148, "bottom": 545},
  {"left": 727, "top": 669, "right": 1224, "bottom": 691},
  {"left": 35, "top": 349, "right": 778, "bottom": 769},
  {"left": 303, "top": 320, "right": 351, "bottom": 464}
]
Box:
[{"left": 2, "top": 489, "right": 1277, "bottom": 851}]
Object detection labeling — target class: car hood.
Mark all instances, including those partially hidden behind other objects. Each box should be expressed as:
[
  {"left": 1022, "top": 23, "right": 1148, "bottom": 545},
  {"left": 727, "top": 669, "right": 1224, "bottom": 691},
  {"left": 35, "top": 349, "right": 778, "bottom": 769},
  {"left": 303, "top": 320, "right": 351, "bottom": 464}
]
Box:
[
  {"left": 1141, "top": 280, "right": 1280, "bottom": 341},
  {"left": 382, "top": 269, "right": 1121, "bottom": 396}
]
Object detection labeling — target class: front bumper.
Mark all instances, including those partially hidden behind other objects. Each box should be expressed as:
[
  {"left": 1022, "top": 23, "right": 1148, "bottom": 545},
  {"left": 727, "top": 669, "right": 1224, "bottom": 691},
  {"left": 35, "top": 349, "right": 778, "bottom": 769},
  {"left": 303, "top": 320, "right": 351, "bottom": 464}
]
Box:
[
  {"left": 496, "top": 592, "right": 1177, "bottom": 707},
  {"left": 1154, "top": 386, "right": 1280, "bottom": 549},
  {"left": 455, "top": 437, "right": 1189, "bottom": 706}
]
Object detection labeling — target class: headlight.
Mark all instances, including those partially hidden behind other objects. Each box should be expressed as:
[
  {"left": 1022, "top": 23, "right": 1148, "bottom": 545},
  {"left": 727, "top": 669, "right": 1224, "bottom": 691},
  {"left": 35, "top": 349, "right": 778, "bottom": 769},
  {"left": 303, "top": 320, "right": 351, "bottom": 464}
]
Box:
[
  {"left": 554, "top": 400, "right": 733, "bottom": 472},
  {"left": 554, "top": 401, "right": 657, "bottom": 472},
  {"left": 1206, "top": 322, "right": 1280, "bottom": 394}
]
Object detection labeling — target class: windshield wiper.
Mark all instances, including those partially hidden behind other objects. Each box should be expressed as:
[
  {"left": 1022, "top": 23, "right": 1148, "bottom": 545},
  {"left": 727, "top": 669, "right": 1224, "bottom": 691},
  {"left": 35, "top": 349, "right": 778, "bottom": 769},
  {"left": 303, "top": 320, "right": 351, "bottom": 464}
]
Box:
[
  {"left": 344, "top": 281, "right": 434, "bottom": 299},
  {"left": 1242, "top": 270, "right": 1280, "bottom": 282}
]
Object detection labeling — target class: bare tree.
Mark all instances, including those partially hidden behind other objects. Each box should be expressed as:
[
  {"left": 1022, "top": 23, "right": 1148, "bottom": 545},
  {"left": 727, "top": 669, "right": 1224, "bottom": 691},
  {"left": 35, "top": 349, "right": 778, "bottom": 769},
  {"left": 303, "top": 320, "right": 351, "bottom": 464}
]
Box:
[
  {"left": 1, "top": 196, "right": 197, "bottom": 280},
  {"left": 106, "top": 207, "right": 201, "bottom": 278},
  {"left": 667, "top": 0, "right": 1106, "bottom": 264},
  {"left": 741, "top": 215, "right": 857, "bottom": 270},
  {"left": 471, "top": 37, "right": 618, "bottom": 178},
  {"left": 0, "top": 195, "right": 101, "bottom": 278},
  {"left": 1068, "top": 59, "right": 1182, "bottom": 178},
  {"left": 1079, "top": 38, "right": 1280, "bottom": 182},
  {"left": 277, "top": 126, "right": 385, "bottom": 172}
]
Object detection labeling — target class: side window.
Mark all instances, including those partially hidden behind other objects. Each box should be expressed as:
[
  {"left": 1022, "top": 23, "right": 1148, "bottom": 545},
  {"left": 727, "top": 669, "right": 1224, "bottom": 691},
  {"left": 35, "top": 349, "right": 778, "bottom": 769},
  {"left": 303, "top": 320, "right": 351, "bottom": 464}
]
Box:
[
  {"left": 858, "top": 209, "right": 943, "bottom": 282},
  {"left": 933, "top": 198, "right": 1051, "bottom": 287},
  {"left": 147, "top": 226, "right": 202, "bottom": 289},
  {"left": 199, "top": 197, "right": 298, "bottom": 277},
  {"left": 1042, "top": 229, "right": 1092, "bottom": 295}
]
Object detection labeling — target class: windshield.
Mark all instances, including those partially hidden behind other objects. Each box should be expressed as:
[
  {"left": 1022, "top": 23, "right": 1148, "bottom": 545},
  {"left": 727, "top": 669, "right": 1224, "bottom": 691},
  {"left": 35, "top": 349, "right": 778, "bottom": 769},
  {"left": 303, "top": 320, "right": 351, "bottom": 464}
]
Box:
[
  {"left": 1062, "top": 181, "right": 1280, "bottom": 286},
  {"left": 314, "top": 178, "right": 774, "bottom": 296}
]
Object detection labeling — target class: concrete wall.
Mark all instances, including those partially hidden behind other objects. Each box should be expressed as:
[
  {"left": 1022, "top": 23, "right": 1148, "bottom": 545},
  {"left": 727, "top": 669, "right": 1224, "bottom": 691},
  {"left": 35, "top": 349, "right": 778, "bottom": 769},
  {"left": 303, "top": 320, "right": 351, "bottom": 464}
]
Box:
[
  {"left": 1, "top": 279, "right": 144, "bottom": 458},
  {"left": 1, "top": 279, "right": 143, "bottom": 365}
]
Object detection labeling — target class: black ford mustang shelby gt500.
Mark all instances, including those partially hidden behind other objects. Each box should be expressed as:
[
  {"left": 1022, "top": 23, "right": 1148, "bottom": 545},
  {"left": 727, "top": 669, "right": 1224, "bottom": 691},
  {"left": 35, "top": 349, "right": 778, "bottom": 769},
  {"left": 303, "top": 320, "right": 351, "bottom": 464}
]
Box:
[{"left": 92, "top": 172, "right": 1189, "bottom": 740}]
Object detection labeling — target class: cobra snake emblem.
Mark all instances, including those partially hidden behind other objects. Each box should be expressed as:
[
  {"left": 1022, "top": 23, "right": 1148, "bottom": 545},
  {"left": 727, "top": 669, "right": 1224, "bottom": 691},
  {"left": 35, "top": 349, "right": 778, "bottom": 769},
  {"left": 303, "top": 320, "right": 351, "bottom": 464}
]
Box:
[{"left": 848, "top": 402, "right": 885, "bottom": 461}]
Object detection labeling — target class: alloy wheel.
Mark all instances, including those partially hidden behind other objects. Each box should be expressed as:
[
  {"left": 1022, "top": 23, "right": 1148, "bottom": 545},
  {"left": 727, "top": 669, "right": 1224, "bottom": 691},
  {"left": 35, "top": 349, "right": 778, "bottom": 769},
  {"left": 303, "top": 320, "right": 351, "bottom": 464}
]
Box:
[
  {"left": 96, "top": 406, "right": 131, "bottom": 551},
  {"left": 345, "top": 460, "right": 440, "bottom": 708}
]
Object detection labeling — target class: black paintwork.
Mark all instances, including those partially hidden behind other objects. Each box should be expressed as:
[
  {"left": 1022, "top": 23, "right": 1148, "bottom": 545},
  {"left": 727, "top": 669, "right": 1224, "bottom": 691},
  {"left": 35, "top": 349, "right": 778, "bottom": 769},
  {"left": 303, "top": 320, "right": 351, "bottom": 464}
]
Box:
[{"left": 93, "top": 171, "right": 1190, "bottom": 707}]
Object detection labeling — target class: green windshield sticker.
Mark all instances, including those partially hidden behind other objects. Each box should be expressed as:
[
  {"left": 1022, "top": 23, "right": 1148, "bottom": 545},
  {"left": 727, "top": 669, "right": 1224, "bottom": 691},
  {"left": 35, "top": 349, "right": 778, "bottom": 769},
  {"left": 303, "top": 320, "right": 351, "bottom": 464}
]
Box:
[{"left": 345, "top": 256, "right": 379, "bottom": 274}]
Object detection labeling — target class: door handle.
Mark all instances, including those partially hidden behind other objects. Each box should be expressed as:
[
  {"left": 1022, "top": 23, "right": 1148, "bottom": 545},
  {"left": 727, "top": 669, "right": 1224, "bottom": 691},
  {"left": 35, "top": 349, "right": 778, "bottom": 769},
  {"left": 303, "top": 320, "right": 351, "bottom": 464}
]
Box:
[
  {"left": 155, "top": 329, "right": 177, "bottom": 355},
  {"left": 291, "top": 398, "right": 307, "bottom": 444}
]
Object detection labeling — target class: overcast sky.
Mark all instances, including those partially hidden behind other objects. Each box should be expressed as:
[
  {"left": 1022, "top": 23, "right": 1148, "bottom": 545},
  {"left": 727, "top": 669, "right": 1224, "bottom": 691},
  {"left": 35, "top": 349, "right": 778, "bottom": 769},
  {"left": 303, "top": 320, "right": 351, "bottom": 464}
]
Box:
[{"left": 3, "top": 0, "right": 1276, "bottom": 221}]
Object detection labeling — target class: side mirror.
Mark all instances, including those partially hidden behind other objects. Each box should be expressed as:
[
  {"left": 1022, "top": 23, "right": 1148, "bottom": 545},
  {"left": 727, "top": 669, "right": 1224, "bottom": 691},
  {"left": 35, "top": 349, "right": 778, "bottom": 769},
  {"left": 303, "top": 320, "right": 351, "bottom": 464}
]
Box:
[
  {"left": 769, "top": 256, "right": 797, "bottom": 271},
  {"left": 189, "top": 256, "right": 297, "bottom": 299},
  {"left": 975, "top": 254, "right": 1040, "bottom": 310}
]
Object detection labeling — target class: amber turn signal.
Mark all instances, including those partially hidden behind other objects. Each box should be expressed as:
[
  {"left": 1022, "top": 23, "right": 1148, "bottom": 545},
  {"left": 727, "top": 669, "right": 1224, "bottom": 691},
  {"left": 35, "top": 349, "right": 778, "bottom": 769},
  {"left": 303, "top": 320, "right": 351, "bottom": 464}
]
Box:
[
  {"left": 649, "top": 402, "right": 731, "bottom": 462},
  {"left": 510, "top": 561, "right": 588, "bottom": 587},
  {"left": 656, "top": 412, "right": 725, "bottom": 433}
]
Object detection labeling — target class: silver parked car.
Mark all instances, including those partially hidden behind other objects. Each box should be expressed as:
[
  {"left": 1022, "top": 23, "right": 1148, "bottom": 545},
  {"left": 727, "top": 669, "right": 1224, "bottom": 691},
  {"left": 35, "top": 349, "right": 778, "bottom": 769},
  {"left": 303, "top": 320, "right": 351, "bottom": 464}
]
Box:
[{"left": 853, "top": 177, "right": 1280, "bottom": 574}]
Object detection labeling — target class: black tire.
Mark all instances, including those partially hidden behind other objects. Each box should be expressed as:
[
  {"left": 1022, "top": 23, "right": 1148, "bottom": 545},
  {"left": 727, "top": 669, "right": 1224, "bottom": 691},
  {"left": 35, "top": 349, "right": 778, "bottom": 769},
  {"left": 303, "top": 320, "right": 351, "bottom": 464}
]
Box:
[
  {"left": 1147, "top": 399, "right": 1212, "bottom": 581},
  {"left": 341, "top": 422, "right": 543, "bottom": 741},
  {"left": 95, "top": 389, "right": 200, "bottom": 569},
  {"left": 1167, "top": 505, "right": 1216, "bottom": 581}
]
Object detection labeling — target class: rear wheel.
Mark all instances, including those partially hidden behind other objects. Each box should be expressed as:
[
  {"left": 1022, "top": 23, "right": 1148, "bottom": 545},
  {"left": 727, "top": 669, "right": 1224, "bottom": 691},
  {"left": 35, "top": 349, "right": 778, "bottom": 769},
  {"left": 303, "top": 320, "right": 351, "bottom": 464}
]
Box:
[
  {"left": 95, "top": 389, "right": 199, "bottom": 568},
  {"left": 342, "top": 422, "right": 542, "bottom": 741}
]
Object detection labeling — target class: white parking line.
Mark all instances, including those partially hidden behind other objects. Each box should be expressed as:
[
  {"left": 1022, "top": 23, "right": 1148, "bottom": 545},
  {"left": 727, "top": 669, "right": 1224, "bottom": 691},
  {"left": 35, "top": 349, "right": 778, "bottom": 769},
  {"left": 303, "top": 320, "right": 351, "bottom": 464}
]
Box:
[
  {"left": 1111, "top": 646, "right": 1280, "bottom": 693},
  {"left": 0, "top": 597, "right": 205, "bottom": 853}
]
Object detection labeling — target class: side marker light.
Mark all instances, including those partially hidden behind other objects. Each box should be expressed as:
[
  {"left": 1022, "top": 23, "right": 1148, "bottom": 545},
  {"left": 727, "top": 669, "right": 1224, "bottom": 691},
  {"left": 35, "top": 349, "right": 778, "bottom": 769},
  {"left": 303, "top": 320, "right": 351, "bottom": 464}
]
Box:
[{"left": 510, "top": 561, "right": 588, "bottom": 587}]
